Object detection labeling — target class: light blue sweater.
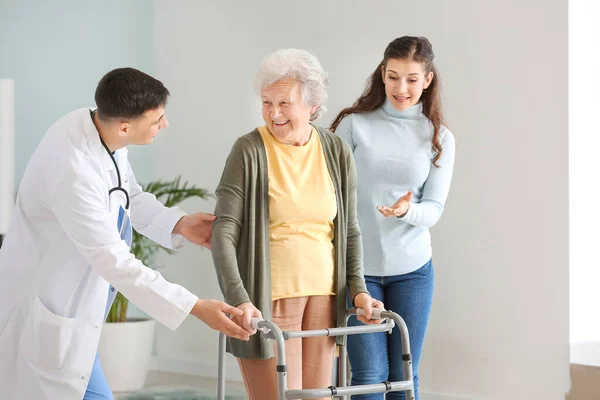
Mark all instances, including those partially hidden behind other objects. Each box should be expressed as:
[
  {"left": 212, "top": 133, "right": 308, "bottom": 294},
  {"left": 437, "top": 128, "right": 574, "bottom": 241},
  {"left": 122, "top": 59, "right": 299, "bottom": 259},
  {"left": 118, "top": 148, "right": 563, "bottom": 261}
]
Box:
[{"left": 335, "top": 99, "right": 455, "bottom": 276}]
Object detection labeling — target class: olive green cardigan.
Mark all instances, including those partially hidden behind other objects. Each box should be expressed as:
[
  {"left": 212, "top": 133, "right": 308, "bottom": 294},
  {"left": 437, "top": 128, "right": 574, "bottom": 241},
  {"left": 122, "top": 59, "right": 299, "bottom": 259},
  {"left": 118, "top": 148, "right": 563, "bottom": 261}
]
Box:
[{"left": 212, "top": 126, "right": 368, "bottom": 360}]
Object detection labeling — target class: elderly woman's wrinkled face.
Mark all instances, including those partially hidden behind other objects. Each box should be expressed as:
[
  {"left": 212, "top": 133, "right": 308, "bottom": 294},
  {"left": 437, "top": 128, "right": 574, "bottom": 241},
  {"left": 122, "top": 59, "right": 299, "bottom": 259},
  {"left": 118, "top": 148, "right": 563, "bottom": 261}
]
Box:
[{"left": 261, "top": 79, "right": 317, "bottom": 145}]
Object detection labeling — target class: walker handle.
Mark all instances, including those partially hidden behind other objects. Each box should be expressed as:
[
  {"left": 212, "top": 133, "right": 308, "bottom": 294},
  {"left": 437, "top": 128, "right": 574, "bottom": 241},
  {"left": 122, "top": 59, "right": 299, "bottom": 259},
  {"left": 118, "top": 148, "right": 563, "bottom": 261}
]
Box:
[
  {"left": 356, "top": 307, "right": 385, "bottom": 320},
  {"left": 250, "top": 317, "right": 271, "bottom": 334}
]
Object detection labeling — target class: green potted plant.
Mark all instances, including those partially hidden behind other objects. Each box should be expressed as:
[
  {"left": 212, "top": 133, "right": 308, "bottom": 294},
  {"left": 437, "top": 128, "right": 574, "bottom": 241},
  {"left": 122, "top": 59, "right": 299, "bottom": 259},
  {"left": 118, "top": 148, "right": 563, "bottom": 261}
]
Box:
[{"left": 97, "top": 176, "right": 211, "bottom": 392}]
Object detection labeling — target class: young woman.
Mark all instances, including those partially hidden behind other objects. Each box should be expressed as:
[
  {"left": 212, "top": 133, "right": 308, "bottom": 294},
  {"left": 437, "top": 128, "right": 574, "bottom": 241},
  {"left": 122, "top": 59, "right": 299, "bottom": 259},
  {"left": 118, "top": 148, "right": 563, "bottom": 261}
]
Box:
[{"left": 331, "top": 36, "right": 456, "bottom": 400}]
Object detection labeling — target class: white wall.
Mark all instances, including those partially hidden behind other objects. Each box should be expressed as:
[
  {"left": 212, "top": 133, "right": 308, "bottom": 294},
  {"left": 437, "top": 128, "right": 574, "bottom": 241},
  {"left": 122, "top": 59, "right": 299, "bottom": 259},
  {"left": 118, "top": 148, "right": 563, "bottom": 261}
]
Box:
[
  {"left": 0, "top": 0, "right": 154, "bottom": 186},
  {"left": 569, "top": 0, "right": 600, "bottom": 366},
  {"left": 151, "top": 1, "right": 570, "bottom": 398}
]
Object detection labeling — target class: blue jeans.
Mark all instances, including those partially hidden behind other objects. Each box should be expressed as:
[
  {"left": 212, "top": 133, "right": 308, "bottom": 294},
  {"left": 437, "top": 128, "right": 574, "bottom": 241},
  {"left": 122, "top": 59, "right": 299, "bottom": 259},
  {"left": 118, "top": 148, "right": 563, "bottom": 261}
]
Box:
[
  {"left": 347, "top": 259, "right": 434, "bottom": 400},
  {"left": 83, "top": 353, "right": 114, "bottom": 400}
]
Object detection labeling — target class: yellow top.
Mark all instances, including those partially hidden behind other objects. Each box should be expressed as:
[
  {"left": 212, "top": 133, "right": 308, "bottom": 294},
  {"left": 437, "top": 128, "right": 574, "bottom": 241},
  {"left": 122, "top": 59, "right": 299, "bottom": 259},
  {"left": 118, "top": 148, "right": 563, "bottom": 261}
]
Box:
[{"left": 258, "top": 126, "right": 337, "bottom": 301}]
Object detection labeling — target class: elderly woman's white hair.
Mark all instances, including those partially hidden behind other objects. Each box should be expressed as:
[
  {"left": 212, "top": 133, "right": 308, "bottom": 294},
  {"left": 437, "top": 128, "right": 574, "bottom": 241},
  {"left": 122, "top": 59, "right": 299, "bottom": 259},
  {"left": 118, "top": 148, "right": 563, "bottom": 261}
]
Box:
[{"left": 254, "top": 49, "right": 329, "bottom": 121}]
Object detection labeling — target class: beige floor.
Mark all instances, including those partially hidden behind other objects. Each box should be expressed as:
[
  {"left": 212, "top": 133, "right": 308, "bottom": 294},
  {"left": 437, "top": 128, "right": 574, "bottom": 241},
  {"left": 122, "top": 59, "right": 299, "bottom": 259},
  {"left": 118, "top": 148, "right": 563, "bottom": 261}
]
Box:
[
  {"left": 114, "top": 370, "right": 246, "bottom": 399},
  {"left": 566, "top": 364, "right": 600, "bottom": 400},
  {"left": 115, "top": 364, "right": 599, "bottom": 399}
]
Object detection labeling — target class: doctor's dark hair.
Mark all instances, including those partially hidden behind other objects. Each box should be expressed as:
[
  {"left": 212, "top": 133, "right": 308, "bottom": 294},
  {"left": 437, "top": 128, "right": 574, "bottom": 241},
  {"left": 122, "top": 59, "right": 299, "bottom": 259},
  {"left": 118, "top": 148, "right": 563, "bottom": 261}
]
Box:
[{"left": 94, "top": 68, "right": 170, "bottom": 121}]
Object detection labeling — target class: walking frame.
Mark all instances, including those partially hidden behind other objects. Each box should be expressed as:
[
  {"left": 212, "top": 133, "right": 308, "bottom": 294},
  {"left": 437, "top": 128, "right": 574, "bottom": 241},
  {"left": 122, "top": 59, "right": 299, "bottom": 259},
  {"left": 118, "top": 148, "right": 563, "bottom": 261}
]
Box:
[{"left": 217, "top": 307, "right": 415, "bottom": 399}]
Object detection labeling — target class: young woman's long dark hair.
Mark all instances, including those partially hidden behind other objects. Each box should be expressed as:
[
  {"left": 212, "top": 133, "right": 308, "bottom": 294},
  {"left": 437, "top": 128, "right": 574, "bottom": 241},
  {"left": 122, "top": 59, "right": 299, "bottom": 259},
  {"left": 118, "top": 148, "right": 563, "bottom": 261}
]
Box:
[{"left": 330, "top": 36, "right": 445, "bottom": 167}]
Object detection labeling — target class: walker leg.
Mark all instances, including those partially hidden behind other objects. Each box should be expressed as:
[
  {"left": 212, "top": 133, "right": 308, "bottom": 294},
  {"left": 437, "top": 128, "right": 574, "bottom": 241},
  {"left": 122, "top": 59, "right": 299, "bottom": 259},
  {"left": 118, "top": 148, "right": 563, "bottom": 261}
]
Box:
[
  {"left": 275, "top": 337, "right": 288, "bottom": 399},
  {"left": 404, "top": 357, "right": 415, "bottom": 400},
  {"left": 398, "top": 318, "right": 415, "bottom": 400},
  {"left": 404, "top": 362, "right": 415, "bottom": 400},
  {"left": 258, "top": 321, "right": 289, "bottom": 400},
  {"left": 339, "top": 344, "right": 348, "bottom": 400},
  {"left": 217, "top": 332, "right": 226, "bottom": 400}
]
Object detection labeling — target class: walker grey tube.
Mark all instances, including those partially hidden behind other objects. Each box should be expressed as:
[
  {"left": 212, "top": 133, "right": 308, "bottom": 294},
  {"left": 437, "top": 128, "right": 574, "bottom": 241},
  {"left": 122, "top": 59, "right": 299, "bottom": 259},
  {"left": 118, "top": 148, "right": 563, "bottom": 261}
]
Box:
[
  {"left": 284, "top": 323, "right": 393, "bottom": 339},
  {"left": 339, "top": 344, "right": 347, "bottom": 400},
  {"left": 285, "top": 380, "right": 415, "bottom": 399},
  {"left": 259, "top": 320, "right": 288, "bottom": 399},
  {"left": 217, "top": 332, "right": 226, "bottom": 400},
  {"left": 381, "top": 310, "right": 415, "bottom": 400}
]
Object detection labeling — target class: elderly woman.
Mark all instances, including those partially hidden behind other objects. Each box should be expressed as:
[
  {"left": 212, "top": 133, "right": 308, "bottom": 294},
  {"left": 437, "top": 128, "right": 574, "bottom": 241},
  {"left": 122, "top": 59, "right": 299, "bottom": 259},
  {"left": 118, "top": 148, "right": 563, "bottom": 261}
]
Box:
[{"left": 212, "top": 49, "right": 383, "bottom": 399}]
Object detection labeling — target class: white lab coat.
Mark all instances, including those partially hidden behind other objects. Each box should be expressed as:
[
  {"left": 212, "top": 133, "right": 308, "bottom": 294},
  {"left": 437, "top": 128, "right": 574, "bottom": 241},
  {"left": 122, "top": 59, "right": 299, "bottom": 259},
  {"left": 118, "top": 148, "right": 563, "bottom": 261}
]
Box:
[{"left": 0, "top": 109, "right": 199, "bottom": 400}]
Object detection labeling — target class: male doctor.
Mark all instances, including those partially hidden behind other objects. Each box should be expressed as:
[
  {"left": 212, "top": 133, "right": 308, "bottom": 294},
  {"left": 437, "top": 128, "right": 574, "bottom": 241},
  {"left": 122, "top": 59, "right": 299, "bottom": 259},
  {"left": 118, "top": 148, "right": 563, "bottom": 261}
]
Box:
[{"left": 0, "top": 68, "right": 250, "bottom": 400}]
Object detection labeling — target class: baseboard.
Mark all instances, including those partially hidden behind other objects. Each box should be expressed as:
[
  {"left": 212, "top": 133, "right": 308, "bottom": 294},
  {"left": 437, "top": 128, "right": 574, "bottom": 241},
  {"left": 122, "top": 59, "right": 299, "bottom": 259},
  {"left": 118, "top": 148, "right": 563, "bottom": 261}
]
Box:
[
  {"left": 420, "top": 391, "right": 480, "bottom": 400},
  {"left": 149, "top": 355, "right": 243, "bottom": 382}
]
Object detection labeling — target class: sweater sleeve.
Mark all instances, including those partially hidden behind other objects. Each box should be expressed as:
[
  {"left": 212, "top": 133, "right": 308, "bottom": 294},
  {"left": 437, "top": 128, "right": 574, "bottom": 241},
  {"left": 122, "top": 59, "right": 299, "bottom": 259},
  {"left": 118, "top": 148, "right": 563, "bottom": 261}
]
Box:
[
  {"left": 211, "top": 138, "right": 251, "bottom": 307},
  {"left": 398, "top": 127, "right": 456, "bottom": 228},
  {"left": 340, "top": 139, "right": 369, "bottom": 301},
  {"left": 334, "top": 114, "right": 355, "bottom": 150}
]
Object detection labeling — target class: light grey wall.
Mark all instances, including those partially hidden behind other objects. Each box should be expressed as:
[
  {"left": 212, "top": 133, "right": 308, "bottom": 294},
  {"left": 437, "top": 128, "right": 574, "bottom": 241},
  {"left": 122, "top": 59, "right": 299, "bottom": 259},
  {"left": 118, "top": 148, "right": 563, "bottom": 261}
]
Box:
[{"left": 151, "top": 1, "right": 569, "bottom": 398}]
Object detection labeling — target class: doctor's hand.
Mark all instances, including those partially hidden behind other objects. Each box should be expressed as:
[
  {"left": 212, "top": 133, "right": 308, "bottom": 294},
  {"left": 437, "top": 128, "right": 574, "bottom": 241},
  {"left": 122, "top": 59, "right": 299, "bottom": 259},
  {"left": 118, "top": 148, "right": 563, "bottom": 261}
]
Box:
[
  {"left": 233, "top": 302, "right": 263, "bottom": 336},
  {"left": 353, "top": 292, "right": 385, "bottom": 325},
  {"left": 377, "top": 191, "right": 412, "bottom": 218},
  {"left": 173, "top": 213, "right": 217, "bottom": 249},
  {"left": 190, "top": 299, "right": 250, "bottom": 341}
]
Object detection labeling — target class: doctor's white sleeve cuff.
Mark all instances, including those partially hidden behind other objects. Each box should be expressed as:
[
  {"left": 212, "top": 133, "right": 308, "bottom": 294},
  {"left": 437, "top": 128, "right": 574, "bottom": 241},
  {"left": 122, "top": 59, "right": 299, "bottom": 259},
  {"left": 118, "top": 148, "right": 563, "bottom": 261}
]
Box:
[
  {"left": 158, "top": 290, "right": 199, "bottom": 331},
  {"left": 143, "top": 206, "right": 187, "bottom": 250}
]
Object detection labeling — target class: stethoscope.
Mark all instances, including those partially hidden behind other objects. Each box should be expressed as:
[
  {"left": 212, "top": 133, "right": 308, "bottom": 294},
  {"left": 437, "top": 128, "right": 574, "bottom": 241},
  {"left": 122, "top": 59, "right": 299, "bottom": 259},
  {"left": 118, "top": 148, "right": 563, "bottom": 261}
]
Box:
[
  {"left": 100, "top": 135, "right": 131, "bottom": 239},
  {"left": 92, "top": 110, "right": 131, "bottom": 213}
]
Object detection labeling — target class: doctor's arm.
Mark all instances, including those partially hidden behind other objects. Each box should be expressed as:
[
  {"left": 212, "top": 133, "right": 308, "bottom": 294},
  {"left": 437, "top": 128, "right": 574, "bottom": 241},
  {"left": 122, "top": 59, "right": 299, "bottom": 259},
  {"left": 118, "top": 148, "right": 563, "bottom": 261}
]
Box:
[
  {"left": 51, "top": 165, "right": 249, "bottom": 340},
  {"left": 127, "top": 165, "right": 215, "bottom": 250}
]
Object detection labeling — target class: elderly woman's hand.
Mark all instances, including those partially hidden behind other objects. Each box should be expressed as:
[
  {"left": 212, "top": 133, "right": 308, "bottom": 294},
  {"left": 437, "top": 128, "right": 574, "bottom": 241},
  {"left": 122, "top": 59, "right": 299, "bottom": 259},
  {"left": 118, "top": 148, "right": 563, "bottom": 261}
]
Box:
[
  {"left": 354, "top": 293, "right": 385, "bottom": 325},
  {"left": 233, "top": 302, "right": 263, "bottom": 335}
]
